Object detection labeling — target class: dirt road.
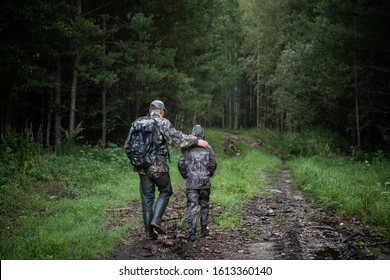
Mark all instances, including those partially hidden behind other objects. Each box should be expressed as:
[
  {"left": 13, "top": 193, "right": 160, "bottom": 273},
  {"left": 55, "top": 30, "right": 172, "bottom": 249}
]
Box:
[{"left": 106, "top": 137, "right": 390, "bottom": 260}]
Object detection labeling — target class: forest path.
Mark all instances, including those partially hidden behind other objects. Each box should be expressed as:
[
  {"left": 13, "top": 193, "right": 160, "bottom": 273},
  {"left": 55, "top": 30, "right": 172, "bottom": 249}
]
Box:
[{"left": 106, "top": 134, "right": 390, "bottom": 260}]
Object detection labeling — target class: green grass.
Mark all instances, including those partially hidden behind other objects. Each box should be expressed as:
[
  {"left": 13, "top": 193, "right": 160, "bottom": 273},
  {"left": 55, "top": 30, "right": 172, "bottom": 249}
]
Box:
[
  {"left": 240, "top": 127, "right": 349, "bottom": 158},
  {"left": 212, "top": 146, "right": 280, "bottom": 206},
  {"left": 289, "top": 156, "right": 390, "bottom": 237},
  {"left": 205, "top": 128, "right": 282, "bottom": 230},
  {"left": 1, "top": 127, "right": 283, "bottom": 259},
  {"left": 3, "top": 127, "right": 388, "bottom": 259},
  {"left": 0, "top": 144, "right": 140, "bottom": 259}
]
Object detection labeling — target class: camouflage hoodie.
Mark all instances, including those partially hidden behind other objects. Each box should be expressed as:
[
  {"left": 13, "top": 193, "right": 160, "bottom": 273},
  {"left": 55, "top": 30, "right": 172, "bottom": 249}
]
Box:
[
  {"left": 178, "top": 125, "right": 217, "bottom": 189},
  {"left": 124, "top": 111, "right": 199, "bottom": 175}
]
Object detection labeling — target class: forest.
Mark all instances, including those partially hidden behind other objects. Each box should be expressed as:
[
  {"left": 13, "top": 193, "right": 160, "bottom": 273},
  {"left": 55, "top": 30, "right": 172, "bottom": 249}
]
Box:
[
  {"left": 1, "top": 0, "right": 389, "bottom": 152},
  {"left": 1, "top": 0, "right": 390, "bottom": 262}
]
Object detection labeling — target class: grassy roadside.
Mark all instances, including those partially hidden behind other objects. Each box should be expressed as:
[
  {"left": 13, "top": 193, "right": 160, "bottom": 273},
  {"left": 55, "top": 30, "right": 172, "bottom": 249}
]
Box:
[
  {"left": 243, "top": 128, "right": 390, "bottom": 239},
  {"left": 205, "top": 129, "right": 282, "bottom": 229},
  {"left": 0, "top": 144, "right": 140, "bottom": 259},
  {"left": 288, "top": 156, "right": 390, "bottom": 237}
]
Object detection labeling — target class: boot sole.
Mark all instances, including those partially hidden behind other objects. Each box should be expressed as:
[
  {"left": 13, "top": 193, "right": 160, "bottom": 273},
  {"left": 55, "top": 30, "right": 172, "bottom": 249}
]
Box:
[
  {"left": 145, "top": 235, "right": 158, "bottom": 240},
  {"left": 150, "top": 223, "right": 166, "bottom": 234}
]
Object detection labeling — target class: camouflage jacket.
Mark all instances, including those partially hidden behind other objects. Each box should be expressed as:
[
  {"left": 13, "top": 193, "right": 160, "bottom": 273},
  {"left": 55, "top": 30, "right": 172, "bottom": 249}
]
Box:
[
  {"left": 124, "top": 111, "right": 199, "bottom": 175},
  {"left": 178, "top": 146, "right": 217, "bottom": 190}
]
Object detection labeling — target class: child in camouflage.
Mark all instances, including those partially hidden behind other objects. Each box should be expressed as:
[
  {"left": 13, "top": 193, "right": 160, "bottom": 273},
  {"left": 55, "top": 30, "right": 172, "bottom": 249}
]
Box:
[{"left": 178, "top": 125, "right": 217, "bottom": 241}]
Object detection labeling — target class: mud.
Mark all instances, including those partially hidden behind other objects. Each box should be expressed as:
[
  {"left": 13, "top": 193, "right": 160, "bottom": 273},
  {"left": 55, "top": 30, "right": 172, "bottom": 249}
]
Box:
[{"left": 105, "top": 135, "right": 390, "bottom": 260}]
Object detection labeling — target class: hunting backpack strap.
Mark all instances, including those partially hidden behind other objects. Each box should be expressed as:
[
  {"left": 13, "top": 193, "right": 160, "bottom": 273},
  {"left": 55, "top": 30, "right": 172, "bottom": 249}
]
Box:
[{"left": 150, "top": 116, "right": 171, "bottom": 163}]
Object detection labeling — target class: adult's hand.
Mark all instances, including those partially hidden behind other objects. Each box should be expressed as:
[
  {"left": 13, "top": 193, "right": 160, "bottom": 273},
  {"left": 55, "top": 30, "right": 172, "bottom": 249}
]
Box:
[{"left": 197, "top": 139, "right": 211, "bottom": 149}]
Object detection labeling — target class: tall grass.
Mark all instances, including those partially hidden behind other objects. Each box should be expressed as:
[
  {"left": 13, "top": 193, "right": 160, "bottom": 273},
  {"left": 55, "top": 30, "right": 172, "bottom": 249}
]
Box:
[
  {"left": 242, "top": 127, "right": 349, "bottom": 158},
  {"left": 289, "top": 156, "right": 390, "bottom": 237},
  {"left": 1, "top": 140, "right": 140, "bottom": 259}
]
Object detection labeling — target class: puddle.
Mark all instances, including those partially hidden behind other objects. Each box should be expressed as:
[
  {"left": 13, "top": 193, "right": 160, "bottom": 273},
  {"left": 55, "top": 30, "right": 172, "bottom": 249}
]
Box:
[{"left": 312, "top": 247, "right": 341, "bottom": 260}]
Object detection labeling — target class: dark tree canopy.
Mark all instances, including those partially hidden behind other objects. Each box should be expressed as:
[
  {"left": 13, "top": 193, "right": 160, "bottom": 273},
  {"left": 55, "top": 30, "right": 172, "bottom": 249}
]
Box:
[{"left": 1, "top": 0, "right": 389, "bottom": 151}]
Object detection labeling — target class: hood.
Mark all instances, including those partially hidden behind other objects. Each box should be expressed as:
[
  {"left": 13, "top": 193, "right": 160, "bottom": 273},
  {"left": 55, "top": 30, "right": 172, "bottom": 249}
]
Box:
[{"left": 192, "top": 124, "right": 205, "bottom": 140}]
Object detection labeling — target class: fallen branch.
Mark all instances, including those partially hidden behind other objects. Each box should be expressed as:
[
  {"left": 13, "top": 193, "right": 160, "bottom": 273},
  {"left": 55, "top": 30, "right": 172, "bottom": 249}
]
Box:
[
  {"left": 106, "top": 207, "right": 134, "bottom": 212},
  {"left": 306, "top": 225, "right": 336, "bottom": 231}
]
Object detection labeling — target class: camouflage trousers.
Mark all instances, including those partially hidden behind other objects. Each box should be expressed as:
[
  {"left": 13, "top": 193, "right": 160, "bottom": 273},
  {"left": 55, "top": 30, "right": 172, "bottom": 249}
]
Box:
[{"left": 186, "top": 188, "right": 211, "bottom": 235}]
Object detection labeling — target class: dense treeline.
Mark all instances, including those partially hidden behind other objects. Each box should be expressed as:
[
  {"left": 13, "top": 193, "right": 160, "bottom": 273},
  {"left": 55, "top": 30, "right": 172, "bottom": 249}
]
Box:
[
  {"left": 241, "top": 0, "right": 390, "bottom": 151},
  {"left": 1, "top": 0, "right": 389, "bottom": 151}
]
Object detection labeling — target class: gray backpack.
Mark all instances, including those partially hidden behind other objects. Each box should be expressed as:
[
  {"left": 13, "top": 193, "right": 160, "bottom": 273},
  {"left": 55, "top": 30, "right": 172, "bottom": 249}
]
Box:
[{"left": 125, "top": 117, "right": 159, "bottom": 169}]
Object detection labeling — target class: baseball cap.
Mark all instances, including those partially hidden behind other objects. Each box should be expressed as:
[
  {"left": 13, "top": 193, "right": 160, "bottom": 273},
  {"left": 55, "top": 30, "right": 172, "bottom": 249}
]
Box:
[{"left": 150, "top": 100, "right": 166, "bottom": 110}]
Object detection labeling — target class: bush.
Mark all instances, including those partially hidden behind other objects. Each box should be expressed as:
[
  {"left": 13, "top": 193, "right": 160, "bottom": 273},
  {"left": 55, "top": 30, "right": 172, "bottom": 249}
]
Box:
[{"left": 0, "top": 126, "right": 45, "bottom": 186}]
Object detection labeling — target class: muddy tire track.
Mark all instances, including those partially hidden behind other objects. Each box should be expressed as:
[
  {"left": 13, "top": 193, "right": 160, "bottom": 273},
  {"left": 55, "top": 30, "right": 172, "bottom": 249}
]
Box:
[{"left": 106, "top": 137, "right": 390, "bottom": 260}]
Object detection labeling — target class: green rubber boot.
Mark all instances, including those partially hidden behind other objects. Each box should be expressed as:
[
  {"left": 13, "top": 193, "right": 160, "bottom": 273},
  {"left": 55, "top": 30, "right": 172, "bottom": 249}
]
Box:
[
  {"left": 150, "top": 198, "right": 169, "bottom": 234},
  {"left": 143, "top": 212, "right": 158, "bottom": 239}
]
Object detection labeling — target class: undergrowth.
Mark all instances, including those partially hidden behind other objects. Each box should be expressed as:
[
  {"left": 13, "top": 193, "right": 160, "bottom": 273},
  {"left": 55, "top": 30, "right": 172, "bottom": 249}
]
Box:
[{"left": 1, "top": 132, "right": 140, "bottom": 259}]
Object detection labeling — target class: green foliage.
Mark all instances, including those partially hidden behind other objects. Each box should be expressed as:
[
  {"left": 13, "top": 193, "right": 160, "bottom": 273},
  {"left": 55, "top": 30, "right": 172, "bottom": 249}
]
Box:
[
  {"left": 0, "top": 138, "right": 137, "bottom": 259},
  {"left": 239, "top": 0, "right": 390, "bottom": 150},
  {"left": 289, "top": 156, "right": 390, "bottom": 238},
  {"left": 240, "top": 127, "right": 349, "bottom": 159},
  {"left": 0, "top": 126, "right": 44, "bottom": 187},
  {"left": 213, "top": 213, "right": 246, "bottom": 230},
  {"left": 277, "top": 129, "right": 349, "bottom": 158},
  {"left": 202, "top": 128, "right": 226, "bottom": 157},
  {"left": 2, "top": 0, "right": 390, "bottom": 152}
]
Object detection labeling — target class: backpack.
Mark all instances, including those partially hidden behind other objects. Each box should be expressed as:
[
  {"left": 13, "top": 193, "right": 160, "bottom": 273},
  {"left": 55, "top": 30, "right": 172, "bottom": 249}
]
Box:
[{"left": 125, "top": 116, "right": 159, "bottom": 169}]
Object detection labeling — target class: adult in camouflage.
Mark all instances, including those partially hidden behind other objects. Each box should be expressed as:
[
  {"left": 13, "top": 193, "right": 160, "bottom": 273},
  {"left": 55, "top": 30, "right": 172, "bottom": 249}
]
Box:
[
  {"left": 178, "top": 125, "right": 217, "bottom": 241},
  {"left": 124, "top": 100, "right": 211, "bottom": 239}
]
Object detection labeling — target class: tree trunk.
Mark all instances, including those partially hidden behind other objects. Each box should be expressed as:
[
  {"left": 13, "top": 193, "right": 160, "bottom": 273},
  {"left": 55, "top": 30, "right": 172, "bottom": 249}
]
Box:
[
  {"left": 0, "top": 97, "right": 4, "bottom": 142},
  {"left": 249, "top": 82, "right": 253, "bottom": 127},
  {"left": 69, "top": 0, "right": 82, "bottom": 134},
  {"left": 46, "top": 91, "right": 52, "bottom": 149},
  {"left": 101, "top": 78, "right": 107, "bottom": 148},
  {"left": 54, "top": 56, "right": 62, "bottom": 149},
  {"left": 234, "top": 85, "right": 239, "bottom": 129},
  {"left": 264, "top": 87, "right": 269, "bottom": 127},
  {"left": 228, "top": 95, "right": 232, "bottom": 128},
  {"left": 353, "top": 14, "right": 361, "bottom": 149},
  {"left": 101, "top": 16, "right": 107, "bottom": 148},
  {"left": 69, "top": 57, "right": 79, "bottom": 134},
  {"left": 135, "top": 97, "right": 141, "bottom": 119},
  {"left": 221, "top": 104, "right": 225, "bottom": 129},
  {"left": 355, "top": 69, "right": 361, "bottom": 148},
  {"left": 256, "top": 38, "right": 261, "bottom": 128},
  {"left": 256, "top": 75, "right": 260, "bottom": 128}
]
